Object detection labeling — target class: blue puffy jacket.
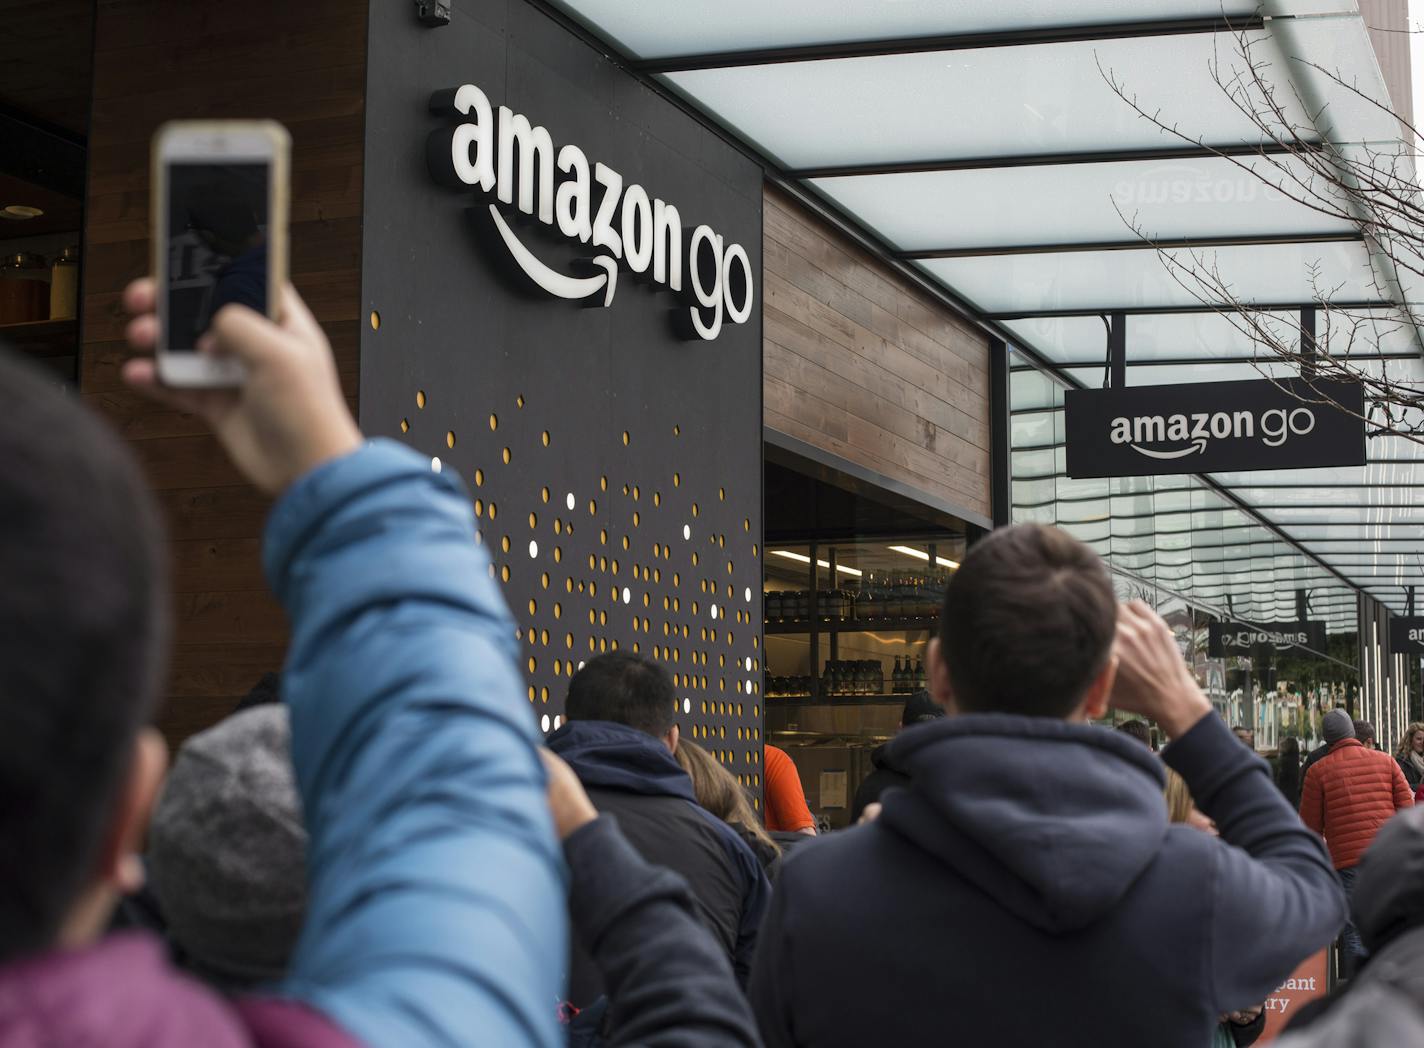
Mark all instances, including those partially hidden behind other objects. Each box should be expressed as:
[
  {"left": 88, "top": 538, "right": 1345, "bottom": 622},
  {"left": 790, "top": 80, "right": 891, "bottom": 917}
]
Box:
[{"left": 266, "top": 440, "right": 568, "bottom": 1047}]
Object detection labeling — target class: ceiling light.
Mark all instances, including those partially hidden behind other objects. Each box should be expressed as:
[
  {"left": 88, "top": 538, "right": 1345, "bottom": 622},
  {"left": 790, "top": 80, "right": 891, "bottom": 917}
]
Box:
[
  {"left": 770, "top": 550, "right": 864, "bottom": 577},
  {"left": 888, "top": 545, "right": 960, "bottom": 570},
  {"left": 1, "top": 205, "right": 43, "bottom": 220}
]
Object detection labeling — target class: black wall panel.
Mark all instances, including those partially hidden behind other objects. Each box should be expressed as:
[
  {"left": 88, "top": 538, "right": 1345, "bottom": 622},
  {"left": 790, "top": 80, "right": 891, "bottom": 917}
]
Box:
[{"left": 361, "top": 0, "right": 766, "bottom": 788}]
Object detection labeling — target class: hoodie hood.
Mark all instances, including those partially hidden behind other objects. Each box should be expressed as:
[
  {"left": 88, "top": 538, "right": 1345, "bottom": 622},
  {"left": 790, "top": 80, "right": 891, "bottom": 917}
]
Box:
[
  {"left": 547, "top": 720, "right": 697, "bottom": 802},
  {"left": 0, "top": 933, "right": 247, "bottom": 1048},
  {"left": 878, "top": 713, "right": 1168, "bottom": 934},
  {"left": 1354, "top": 805, "right": 1424, "bottom": 953}
]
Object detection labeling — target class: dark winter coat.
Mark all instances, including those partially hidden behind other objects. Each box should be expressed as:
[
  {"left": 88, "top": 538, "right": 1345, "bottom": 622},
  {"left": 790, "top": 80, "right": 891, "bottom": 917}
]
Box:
[
  {"left": 1396, "top": 755, "right": 1424, "bottom": 792},
  {"left": 548, "top": 720, "right": 770, "bottom": 1006},
  {"left": 750, "top": 713, "right": 1345, "bottom": 1048},
  {"left": 849, "top": 742, "right": 910, "bottom": 823},
  {"left": 1276, "top": 805, "right": 1424, "bottom": 1046},
  {"left": 563, "top": 815, "right": 760, "bottom": 1047}
]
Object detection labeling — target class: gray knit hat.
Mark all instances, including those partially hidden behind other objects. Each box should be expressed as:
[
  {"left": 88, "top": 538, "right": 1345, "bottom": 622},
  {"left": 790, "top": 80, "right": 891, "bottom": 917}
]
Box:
[
  {"left": 147, "top": 704, "right": 306, "bottom": 989},
  {"left": 1323, "top": 708, "right": 1356, "bottom": 746}
]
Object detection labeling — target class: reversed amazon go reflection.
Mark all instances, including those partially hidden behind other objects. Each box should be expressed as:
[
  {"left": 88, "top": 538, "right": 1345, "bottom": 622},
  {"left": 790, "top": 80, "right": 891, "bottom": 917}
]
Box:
[
  {"left": 426, "top": 83, "right": 754, "bottom": 341},
  {"left": 1063, "top": 378, "right": 1365, "bottom": 479}
]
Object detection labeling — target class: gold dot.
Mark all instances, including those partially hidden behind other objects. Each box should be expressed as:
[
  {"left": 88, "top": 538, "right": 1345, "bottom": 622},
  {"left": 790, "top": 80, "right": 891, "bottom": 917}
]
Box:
[
  {"left": 541, "top": 572, "right": 550, "bottom": 589},
  {"left": 446, "top": 431, "right": 455, "bottom": 449},
  {"left": 632, "top": 485, "right": 640, "bottom": 501},
  {"left": 529, "top": 511, "right": 538, "bottom": 529},
  {"left": 727, "top": 560, "right": 734, "bottom": 574},
  {"left": 473, "top": 469, "right": 484, "bottom": 487},
  {"left": 692, "top": 503, "right": 700, "bottom": 518},
  {"left": 600, "top": 476, "right": 608, "bottom": 492},
  {"left": 566, "top": 577, "right": 574, "bottom": 593},
  {"left": 622, "top": 431, "right": 630, "bottom": 445},
  {"left": 633, "top": 512, "right": 640, "bottom": 527},
  {"left": 611, "top": 559, "right": 619, "bottom": 575},
  {"left": 623, "top": 483, "right": 630, "bottom": 496},
  {"left": 556, "top": 519, "right": 564, "bottom": 535},
  {"left": 517, "top": 394, "right": 525, "bottom": 408},
  {"left": 540, "top": 486, "right": 550, "bottom": 503},
  {"left": 674, "top": 424, "right": 681, "bottom": 436},
  {"left": 526, "top": 627, "right": 536, "bottom": 644},
  {"left": 527, "top": 656, "right": 537, "bottom": 673},
  {"left": 589, "top": 581, "right": 597, "bottom": 596},
  {"left": 599, "top": 610, "right": 608, "bottom": 626},
  {"left": 502, "top": 447, "right": 512, "bottom": 465},
  {"left": 500, "top": 565, "right": 511, "bottom": 582},
  {"left": 541, "top": 629, "right": 549, "bottom": 645},
  {"left": 673, "top": 472, "right": 680, "bottom": 487},
  {"left": 528, "top": 598, "right": 537, "bottom": 616},
  {"left": 474, "top": 498, "right": 484, "bottom": 516},
  {"left": 692, "top": 552, "right": 699, "bottom": 566},
  {"left": 600, "top": 529, "right": 608, "bottom": 545},
  {"left": 542, "top": 431, "right": 551, "bottom": 447},
  {"left": 528, "top": 685, "right": 536, "bottom": 701},
  {"left": 589, "top": 499, "right": 598, "bottom": 516},
  {"left": 400, "top": 418, "right": 409, "bottom": 433},
  {"left": 621, "top": 535, "right": 629, "bottom": 550},
  {"left": 501, "top": 535, "right": 511, "bottom": 553},
  {"left": 719, "top": 487, "right": 726, "bottom": 501},
  {"left": 566, "top": 633, "right": 574, "bottom": 649},
  {"left": 553, "top": 547, "right": 562, "bottom": 563},
  {"left": 488, "top": 503, "right": 497, "bottom": 520},
  {"left": 489, "top": 413, "right": 498, "bottom": 431},
  {"left": 589, "top": 637, "right": 597, "bottom": 652},
  {"left": 370, "top": 310, "right": 382, "bottom": 331},
  {"left": 752, "top": 544, "right": 758, "bottom": 557},
  {"left": 541, "top": 686, "right": 549, "bottom": 702},
  {"left": 554, "top": 602, "right": 562, "bottom": 619}
]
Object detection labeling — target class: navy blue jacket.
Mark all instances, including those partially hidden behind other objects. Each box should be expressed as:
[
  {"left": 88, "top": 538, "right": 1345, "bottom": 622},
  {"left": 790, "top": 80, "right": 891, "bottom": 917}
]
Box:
[
  {"left": 548, "top": 721, "right": 770, "bottom": 1003},
  {"left": 751, "top": 712, "right": 1345, "bottom": 1048}
]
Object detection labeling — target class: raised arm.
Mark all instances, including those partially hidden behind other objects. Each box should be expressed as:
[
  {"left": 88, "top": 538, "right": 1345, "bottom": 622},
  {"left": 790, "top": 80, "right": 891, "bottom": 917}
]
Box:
[
  {"left": 122, "top": 281, "right": 567, "bottom": 1048},
  {"left": 1111, "top": 602, "right": 1345, "bottom": 1012}
]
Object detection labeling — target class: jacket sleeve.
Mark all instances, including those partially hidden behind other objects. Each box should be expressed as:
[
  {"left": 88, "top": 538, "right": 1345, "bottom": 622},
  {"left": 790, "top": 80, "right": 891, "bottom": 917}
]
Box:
[
  {"left": 747, "top": 876, "right": 796, "bottom": 1048},
  {"left": 565, "top": 816, "right": 760, "bottom": 1048},
  {"left": 1163, "top": 714, "right": 1345, "bottom": 1013},
  {"left": 1391, "top": 762, "right": 1414, "bottom": 811},
  {"left": 265, "top": 441, "right": 567, "bottom": 1048},
  {"left": 1299, "top": 761, "right": 1324, "bottom": 835},
  {"left": 732, "top": 838, "right": 773, "bottom": 988}
]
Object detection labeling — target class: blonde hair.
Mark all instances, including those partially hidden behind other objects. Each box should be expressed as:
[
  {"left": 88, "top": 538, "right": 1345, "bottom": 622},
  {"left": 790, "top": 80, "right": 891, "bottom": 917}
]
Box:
[
  {"left": 675, "top": 740, "right": 779, "bottom": 857},
  {"left": 1164, "top": 769, "right": 1195, "bottom": 825},
  {"left": 1396, "top": 722, "right": 1424, "bottom": 762}
]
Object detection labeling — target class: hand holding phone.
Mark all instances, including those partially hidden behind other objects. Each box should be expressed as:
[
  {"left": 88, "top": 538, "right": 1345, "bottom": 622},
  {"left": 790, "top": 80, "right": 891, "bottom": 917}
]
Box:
[
  {"left": 152, "top": 120, "right": 289, "bottom": 388},
  {"left": 121, "top": 279, "right": 361, "bottom": 495}
]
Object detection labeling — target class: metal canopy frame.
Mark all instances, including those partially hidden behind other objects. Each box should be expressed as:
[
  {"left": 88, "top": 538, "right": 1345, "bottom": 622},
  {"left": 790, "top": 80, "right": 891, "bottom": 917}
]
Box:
[{"left": 543, "top": 0, "right": 1423, "bottom": 616}]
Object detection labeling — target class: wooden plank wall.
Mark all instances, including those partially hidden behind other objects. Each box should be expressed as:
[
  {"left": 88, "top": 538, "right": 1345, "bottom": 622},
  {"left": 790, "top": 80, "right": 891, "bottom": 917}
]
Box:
[
  {"left": 80, "top": 0, "right": 366, "bottom": 743},
  {"left": 763, "top": 186, "right": 992, "bottom": 520}
]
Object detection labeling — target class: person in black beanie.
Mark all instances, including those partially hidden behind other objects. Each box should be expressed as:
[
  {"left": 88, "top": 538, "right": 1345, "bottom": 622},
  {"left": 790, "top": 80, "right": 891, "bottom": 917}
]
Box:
[{"left": 850, "top": 691, "right": 944, "bottom": 823}]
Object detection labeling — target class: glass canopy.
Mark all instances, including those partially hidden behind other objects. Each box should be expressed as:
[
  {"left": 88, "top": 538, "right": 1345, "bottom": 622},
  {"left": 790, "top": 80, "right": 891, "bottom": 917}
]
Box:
[{"left": 552, "top": 0, "right": 1423, "bottom": 613}]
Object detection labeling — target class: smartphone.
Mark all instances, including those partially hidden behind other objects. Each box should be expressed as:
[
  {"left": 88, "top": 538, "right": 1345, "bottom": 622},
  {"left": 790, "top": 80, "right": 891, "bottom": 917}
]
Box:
[{"left": 151, "top": 120, "right": 289, "bottom": 387}]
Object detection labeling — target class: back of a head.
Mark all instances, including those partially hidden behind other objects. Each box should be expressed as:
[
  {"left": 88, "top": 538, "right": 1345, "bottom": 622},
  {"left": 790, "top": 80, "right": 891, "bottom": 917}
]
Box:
[
  {"left": 1163, "top": 769, "right": 1195, "bottom": 824},
  {"left": 148, "top": 704, "right": 307, "bottom": 989},
  {"left": 0, "top": 351, "right": 168, "bottom": 962},
  {"left": 675, "top": 739, "right": 778, "bottom": 855},
  {"left": 1280, "top": 736, "right": 1300, "bottom": 760},
  {"left": 900, "top": 690, "right": 944, "bottom": 729},
  {"left": 1116, "top": 720, "right": 1152, "bottom": 748},
  {"left": 1356, "top": 720, "right": 1376, "bottom": 747},
  {"left": 938, "top": 523, "right": 1116, "bottom": 718},
  {"left": 566, "top": 652, "right": 675, "bottom": 738}
]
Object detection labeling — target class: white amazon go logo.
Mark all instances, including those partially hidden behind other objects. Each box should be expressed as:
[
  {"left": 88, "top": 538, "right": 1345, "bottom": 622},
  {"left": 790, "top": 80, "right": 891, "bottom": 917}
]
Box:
[
  {"left": 427, "top": 84, "right": 754, "bottom": 341},
  {"left": 1109, "top": 406, "right": 1316, "bottom": 460}
]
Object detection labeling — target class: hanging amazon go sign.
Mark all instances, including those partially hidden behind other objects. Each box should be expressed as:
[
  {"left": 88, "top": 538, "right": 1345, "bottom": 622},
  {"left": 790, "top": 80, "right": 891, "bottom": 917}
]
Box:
[
  {"left": 1389, "top": 617, "right": 1424, "bottom": 655},
  {"left": 425, "top": 84, "right": 753, "bottom": 341},
  {"left": 1064, "top": 379, "right": 1365, "bottom": 479}
]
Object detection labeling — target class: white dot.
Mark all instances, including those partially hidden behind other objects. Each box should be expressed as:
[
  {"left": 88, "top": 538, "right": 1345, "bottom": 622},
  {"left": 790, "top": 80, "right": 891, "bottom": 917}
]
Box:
[
  {"left": 540, "top": 714, "right": 551, "bottom": 732},
  {"left": 710, "top": 603, "right": 719, "bottom": 619},
  {"left": 553, "top": 715, "right": 562, "bottom": 730},
  {"left": 745, "top": 679, "right": 753, "bottom": 694},
  {"left": 528, "top": 540, "right": 539, "bottom": 558},
  {"left": 745, "top": 657, "right": 753, "bottom": 672},
  {"left": 578, "top": 660, "right": 586, "bottom": 670},
  {"left": 683, "top": 698, "right": 691, "bottom": 714},
  {"left": 431, "top": 456, "right": 442, "bottom": 473},
  {"left": 566, "top": 492, "right": 576, "bottom": 511},
  {"left": 488, "top": 564, "right": 496, "bottom": 578},
  {"left": 744, "top": 587, "right": 752, "bottom": 603},
  {"left": 622, "top": 587, "right": 631, "bottom": 604},
  {"left": 683, "top": 524, "right": 691, "bottom": 541}
]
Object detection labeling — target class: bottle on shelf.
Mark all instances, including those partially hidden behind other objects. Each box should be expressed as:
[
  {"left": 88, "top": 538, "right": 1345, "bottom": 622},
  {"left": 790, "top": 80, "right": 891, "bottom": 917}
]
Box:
[
  {"left": 891, "top": 656, "right": 904, "bottom": 694},
  {"left": 914, "top": 656, "right": 927, "bottom": 692}
]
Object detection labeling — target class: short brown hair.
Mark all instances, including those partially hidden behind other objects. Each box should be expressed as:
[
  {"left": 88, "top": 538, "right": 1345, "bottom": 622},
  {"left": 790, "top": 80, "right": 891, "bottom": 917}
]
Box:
[{"left": 938, "top": 524, "right": 1116, "bottom": 719}]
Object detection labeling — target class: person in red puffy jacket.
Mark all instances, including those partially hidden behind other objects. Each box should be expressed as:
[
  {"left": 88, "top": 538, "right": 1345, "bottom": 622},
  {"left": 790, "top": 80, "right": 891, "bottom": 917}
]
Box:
[{"left": 1299, "top": 708, "right": 1413, "bottom": 977}]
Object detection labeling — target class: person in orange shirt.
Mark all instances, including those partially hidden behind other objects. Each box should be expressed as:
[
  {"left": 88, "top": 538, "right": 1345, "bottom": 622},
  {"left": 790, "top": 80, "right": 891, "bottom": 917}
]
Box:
[{"left": 763, "top": 745, "right": 817, "bottom": 835}]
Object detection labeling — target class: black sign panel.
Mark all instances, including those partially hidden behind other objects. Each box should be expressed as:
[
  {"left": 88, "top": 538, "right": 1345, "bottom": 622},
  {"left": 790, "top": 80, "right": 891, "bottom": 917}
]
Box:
[
  {"left": 1065, "top": 379, "right": 1365, "bottom": 479},
  {"left": 1208, "top": 620, "right": 1327, "bottom": 657},
  {"left": 1390, "top": 617, "right": 1424, "bottom": 655},
  {"left": 360, "top": 1, "right": 764, "bottom": 774}
]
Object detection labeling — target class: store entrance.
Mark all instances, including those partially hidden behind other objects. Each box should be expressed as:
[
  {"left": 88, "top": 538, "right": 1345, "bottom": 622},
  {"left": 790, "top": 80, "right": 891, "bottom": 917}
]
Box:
[{"left": 762, "top": 458, "right": 973, "bottom": 829}]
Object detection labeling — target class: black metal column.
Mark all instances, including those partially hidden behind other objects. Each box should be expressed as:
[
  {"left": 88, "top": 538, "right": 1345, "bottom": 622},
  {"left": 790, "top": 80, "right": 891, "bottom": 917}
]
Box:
[{"left": 989, "top": 337, "right": 1012, "bottom": 528}]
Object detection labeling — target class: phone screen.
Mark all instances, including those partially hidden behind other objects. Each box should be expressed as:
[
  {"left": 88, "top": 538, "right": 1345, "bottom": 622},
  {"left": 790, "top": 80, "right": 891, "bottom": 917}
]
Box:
[{"left": 164, "top": 161, "right": 270, "bottom": 351}]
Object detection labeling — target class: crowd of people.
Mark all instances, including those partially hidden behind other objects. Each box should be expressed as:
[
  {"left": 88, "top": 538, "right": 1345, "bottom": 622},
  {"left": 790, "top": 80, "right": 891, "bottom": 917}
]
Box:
[{"left": 3, "top": 278, "right": 1424, "bottom": 1045}]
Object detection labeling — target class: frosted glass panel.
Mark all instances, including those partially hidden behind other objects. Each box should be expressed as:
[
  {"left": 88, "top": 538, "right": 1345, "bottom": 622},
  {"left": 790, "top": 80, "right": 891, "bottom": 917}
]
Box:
[
  {"left": 922, "top": 241, "right": 1378, "bottom": 313},
  {"left": 554, "top": 0, "right": 1353, "bottom": 60},
  {"left": 664, "top": 31, "right": 1308, "bottom": 168},
  {"left": 812, "top": 155, "right": 1351, "bottom": 250}
]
